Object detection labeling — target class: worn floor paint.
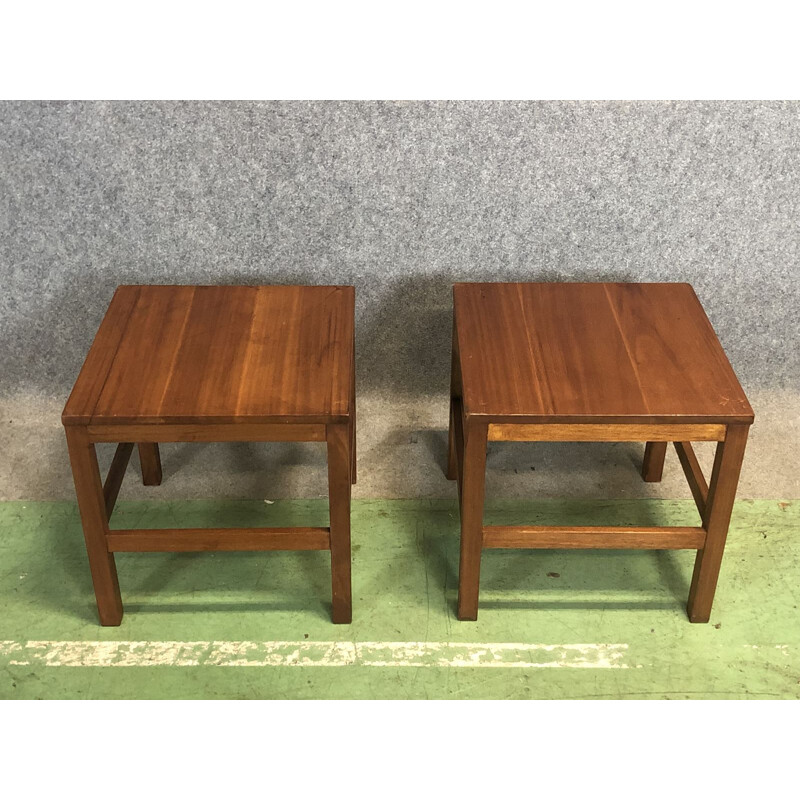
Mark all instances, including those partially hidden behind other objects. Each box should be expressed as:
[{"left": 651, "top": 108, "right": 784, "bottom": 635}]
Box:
[
  {"left": 0, "top": 499, "right": 798, "bottom": 698},
  {"left": 0, "top": 640, "right": 630, "bottom": 669}
]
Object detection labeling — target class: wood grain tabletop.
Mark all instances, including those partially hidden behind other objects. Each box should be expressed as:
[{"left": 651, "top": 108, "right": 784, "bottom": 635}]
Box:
[
  {"left": 63, "top": 285, "right": 355, "bottom": 426},
  {"left": 453, "top": 282, "right": 753, "bottom": 425}
]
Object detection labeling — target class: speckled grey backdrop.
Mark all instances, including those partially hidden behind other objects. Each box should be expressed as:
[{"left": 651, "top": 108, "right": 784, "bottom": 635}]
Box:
[{"left": 1, "top": 101, "right": 798, "bottom": 399}]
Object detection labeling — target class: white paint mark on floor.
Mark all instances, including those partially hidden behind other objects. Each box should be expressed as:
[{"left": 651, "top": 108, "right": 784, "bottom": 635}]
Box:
[
  {"left": 747, "top": 644, "right": 792, "bottom": 654},
  {"left": 0, "top": 640, "right": 630, "bottom": 668}
]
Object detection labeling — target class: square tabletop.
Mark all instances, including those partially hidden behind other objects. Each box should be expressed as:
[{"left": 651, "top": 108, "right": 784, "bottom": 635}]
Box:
[
  {"left": 453, "top": 282, "right": 753, "bottom": 425},
  {"left": 63, "top": 285, "right": 355, "bottom": 426}
]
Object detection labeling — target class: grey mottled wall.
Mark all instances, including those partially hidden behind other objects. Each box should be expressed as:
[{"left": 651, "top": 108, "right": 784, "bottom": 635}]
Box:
[{"left": 1, "top": 101, "right": 798, "bottom": 398}]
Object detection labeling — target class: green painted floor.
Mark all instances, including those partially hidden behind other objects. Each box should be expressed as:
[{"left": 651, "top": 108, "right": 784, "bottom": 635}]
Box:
[{"left": 1, "top": 498, "right": 798, "bottom": 698}]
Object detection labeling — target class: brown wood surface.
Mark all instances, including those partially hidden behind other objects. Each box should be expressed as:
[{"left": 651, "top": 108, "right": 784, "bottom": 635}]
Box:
[
  {"left": 446, "top": 403, "right": 458, "bottom": 481},
  {"left": 641, "top": 441, "right": 668, "bottom": 482},
  {"left": 454, "top": 283, "right": 753, "bottom": 424},
  {"left": 451, "top": 398, "right": 465, "bottom": 504},
  {"left": 103, "top": 442, "right": 134, "bottom": 518},
  {"left": 107, "top": 527, "right": 331, "bottom": 552},
  {"left": 687, "top": 424, "right": 749, "bottom": 622},
  {"left": 63, "top": 285, "right": 355, "bottom": 426},
  {"left": 86, "top": 422, "right": 326, "bottom": 443},
  {"left": 456, "top": 420, "right": 488, "bottom": 621},
  {"left": 138, "top": 443, "right": 162, "bottom": 486},
  {"left": 447, "top": 400, "right": 462, "bottom": 483},
  {"left": 446, "top": 316, "right": 462, "bottom": 481},
  {"left": 449, "top": 283, "right": 752, "bottom": 622},
  {"left": 482, "top": 525, "right": 706, "bottom": 550},
  {"left": 674, "top": 441, "right": 709, "bottom": 517},
  {"left": 488, "top": 423, "right": 726, "bottom": 442},
  {"left": 327, "top": 423, "right": 352, "bottom": 624},
  {"left": 350, "top": 334, "right": 357, "bottom": 484},
  {"left": 63, "top": 284, "right": 356, "bottom": 625},
  {"left": 65, "top": 427, "right": 123, "bottom": 625},
  {"left": 61, "top": 287, "right": 141, "bottom": 424}
]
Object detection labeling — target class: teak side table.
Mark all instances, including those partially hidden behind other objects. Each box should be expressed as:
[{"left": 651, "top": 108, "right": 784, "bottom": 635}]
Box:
[
  {"left": 63, "top": 284, "right": 355, "bottom": 625},
  {"left": 447, "top": 282, "right": 754, "bottom": 622}
]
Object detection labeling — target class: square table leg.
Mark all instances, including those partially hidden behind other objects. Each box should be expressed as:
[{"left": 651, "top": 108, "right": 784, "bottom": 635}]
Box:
[
  {"left": 350, "top": 340, "right": 357, "bottom": 485},
  {"left": 327, "top": 422, "right": 353, "bottom": 624},
  {"left": 447, "top": 399, "right": 459, "bottom": 481},
  {"left": 687, "top": 424, "right": 749, "bottom": 622},
  {"left": 446, "top": 318, "right": 462, "bottom": 481},
  {"left": 138, "top": 443, "right": 162, "bottom": 486},
  {"left": 457, "top": 420, "right": 488, "bottom": 621},
  {"left": 65, "top": 426, "right": 123, "bottom": 626},
  {"left": 642, "top": 441, "right": 668, "bottom": 482}
]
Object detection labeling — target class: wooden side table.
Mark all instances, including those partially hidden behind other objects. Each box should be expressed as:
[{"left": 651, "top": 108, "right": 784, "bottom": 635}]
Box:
[
  {"left": 447, "top": 282, "right": 754, "bottom": 622},
  {"left": 62, "top": 285, "right": 356, "bottom": 625}
]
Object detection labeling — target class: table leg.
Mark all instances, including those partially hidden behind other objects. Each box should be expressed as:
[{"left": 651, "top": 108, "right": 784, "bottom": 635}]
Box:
[
  {"left": 642, "top": 441, "right": 668, "bottom": 482},
  {"left": 65, "top": 426, "right": 123, "bottom": 626},
  {"left": 138, "top": 443, "right": 162, "bottom": 486},
  {"left": 446, "top": 317, "right": 461, "bottom": 481},
  {"left": 457, "top": 420, "right": 488, "bottom": 621},
  {"left": 350, "top": 341, "right": 357, "bottom": 485},
  {"left": 327, "top": 423, "right": 352, "bottom": 623},
  {"left": 687, "top": 424, "right": 749, "bottom": 622},
  {"left": 447, "top": 399, "right": 458, "bottom": 480}
]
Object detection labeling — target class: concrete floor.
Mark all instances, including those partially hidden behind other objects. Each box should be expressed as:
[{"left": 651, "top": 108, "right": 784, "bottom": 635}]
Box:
[
  {"left": 1, "top": 388, "right": 798, "bottom": 501},
  {"left": 1, "top": 498, "right": 797, "bottom": 698},
  {"left": 1, "top": 388, "right": 797, "bottom": 699}
]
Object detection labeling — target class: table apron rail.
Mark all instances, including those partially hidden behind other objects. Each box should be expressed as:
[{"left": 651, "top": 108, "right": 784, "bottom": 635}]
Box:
[
  {"left": 106, "top": 527, "right": 332, "bottom": 552},
  {"left": 482, "top": 525, "right": 706, "bottom": 550},
  {"left": 87, "top": 423, "right": 327, "bottom": 443},
  {"left": 487, "top": 423, "right": 726, "bottom": 442}
]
